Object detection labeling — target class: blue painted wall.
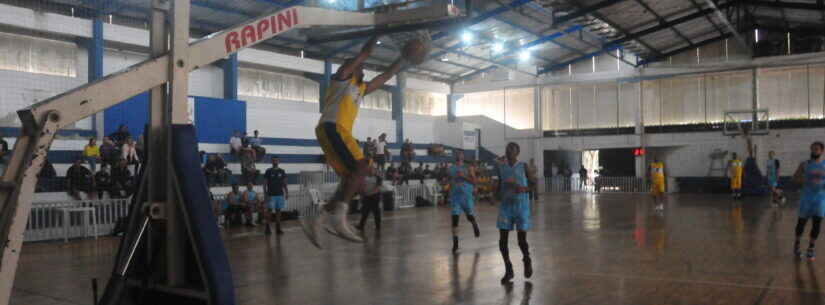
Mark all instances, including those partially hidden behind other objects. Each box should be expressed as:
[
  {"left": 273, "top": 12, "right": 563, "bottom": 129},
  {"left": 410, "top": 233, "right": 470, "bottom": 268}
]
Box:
[{"left": 104, "top": 95, "right": 246, "bottom": 143}]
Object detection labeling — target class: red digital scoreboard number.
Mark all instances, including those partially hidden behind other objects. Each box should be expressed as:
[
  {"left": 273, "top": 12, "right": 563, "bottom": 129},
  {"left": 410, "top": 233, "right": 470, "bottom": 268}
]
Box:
[{"left": 634, "top": 148, "right": 645, "bottom": 156}]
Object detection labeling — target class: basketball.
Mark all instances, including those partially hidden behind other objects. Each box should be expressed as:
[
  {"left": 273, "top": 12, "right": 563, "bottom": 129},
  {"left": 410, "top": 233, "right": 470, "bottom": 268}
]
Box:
[{"left": 403, "top": 38, "right": 431, "bottom": 65}]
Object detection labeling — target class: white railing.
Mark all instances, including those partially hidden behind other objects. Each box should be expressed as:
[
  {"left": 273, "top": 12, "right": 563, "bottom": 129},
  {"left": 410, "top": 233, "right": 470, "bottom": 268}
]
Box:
[
  {"left": 25, "top": 198, "right": 131, "bottom": 242},
  {"left": 545, "top": 176, "right": 650, "bottom": 193}
]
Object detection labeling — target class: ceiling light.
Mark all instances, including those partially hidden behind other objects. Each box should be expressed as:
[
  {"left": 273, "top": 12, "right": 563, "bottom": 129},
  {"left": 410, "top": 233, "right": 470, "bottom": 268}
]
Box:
[
  {"left": 519, "top": 50, "right": 531, "bottom": 61},
  {"left": 441, "top": 57, "right": 450, "bottom": 62},
  {"left": 461, "top": 32, "right": 474, "bottom": 44},
  {"left": 492, "top": 42, "right": 504, "bottom": 53}
]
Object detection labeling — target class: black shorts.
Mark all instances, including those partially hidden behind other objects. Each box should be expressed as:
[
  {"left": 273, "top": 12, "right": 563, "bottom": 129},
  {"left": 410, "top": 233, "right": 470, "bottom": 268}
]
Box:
[{"left": 375, "top": 154, "right": 386, "bottom": 165}]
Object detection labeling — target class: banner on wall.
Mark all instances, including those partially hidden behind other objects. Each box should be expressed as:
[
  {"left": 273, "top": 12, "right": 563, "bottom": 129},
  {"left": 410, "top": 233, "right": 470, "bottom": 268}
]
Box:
[{"left": 462, "top": 128, "right": 477, "bottom": 150}]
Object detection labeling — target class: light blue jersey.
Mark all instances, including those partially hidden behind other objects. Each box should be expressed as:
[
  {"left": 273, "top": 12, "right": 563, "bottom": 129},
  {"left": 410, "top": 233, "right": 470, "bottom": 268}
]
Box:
[
  {"left": 766, "top": 158, "right": 778, "bottom": 187},
  {"left": 800, "top": 159, "right": 825, "bottom": 218},
  {"left": 449, "top": 164, "right": 475, "bottom": 216},
  {"left": 497, "top": 161, "right": 531, "bottom": 231}
]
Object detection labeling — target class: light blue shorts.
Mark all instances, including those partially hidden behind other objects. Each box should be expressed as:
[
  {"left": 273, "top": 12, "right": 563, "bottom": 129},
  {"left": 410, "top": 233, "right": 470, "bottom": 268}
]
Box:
[
  {"left": 497, "top": 194, "right": 531, "bottom": 231},
  {"left": 268, "top": 196, "right": 286, "bottom": 211}
]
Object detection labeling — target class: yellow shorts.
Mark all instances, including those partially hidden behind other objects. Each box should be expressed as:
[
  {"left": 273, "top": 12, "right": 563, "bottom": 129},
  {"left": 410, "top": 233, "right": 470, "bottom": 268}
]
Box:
[
  {"left": 731, "top": 176, "right": 742, "bottom": 190},
  {"left": 651, "top": 181, "right": 665, "bottom": 194},
  {"left": 315, "top": 122, "right": 364, "bottom": 177}
]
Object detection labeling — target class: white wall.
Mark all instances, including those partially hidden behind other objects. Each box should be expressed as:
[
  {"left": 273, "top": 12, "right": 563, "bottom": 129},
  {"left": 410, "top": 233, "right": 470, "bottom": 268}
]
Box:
[{"left": 541, "top": 128, "right": 819, "bottom": 177}]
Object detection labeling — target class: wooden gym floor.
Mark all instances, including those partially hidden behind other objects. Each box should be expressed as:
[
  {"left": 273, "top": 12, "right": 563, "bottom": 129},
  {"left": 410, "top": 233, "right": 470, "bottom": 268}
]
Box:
[{"left": 10, "top": 193, "right": 825, "bottom": 305}]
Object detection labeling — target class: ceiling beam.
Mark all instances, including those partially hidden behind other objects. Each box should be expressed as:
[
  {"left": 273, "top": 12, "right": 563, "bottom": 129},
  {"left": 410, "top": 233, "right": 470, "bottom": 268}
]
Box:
[
  {"left": 637, "top": 32, "right": 733, "bottom": 65},
  {"left": 688, "top": 0, "right": 726, "bottom": 36},
  {"left": 611, "top": 1, "right": 736, "bottom": 45},
  {"left": 537, "top": 44, "right": 622, "bottom": 74},
  {"left": 633, "top": 0, "right": 693, "bottom": 46},
  {"left": 746, "top": 0, "right": 825, "bottom": 10},
  {"left": 553, "top": 0, "right": 628, "bottom": 25}
]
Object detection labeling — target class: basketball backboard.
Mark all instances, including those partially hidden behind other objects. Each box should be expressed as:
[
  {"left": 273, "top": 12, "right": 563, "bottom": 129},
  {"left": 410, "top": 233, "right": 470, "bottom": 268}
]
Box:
[
  {"left": 304, "top": 0, "right": 466, "bottom": 43},
  {"left": 723, "top": 109, "right": 770, "bottom": 136}
]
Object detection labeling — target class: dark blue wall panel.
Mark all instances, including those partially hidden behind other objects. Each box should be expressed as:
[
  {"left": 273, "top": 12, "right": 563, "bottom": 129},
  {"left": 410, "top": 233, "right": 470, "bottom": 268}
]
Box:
[
  {"left": 193, "top": 96, "right": 246, "bottom": 144},
  {"left": 103, "top": 92, "right": 149, "bottom": 138},
  {"left": 103, "top": 95, "right": 246, "bottom": 143}
]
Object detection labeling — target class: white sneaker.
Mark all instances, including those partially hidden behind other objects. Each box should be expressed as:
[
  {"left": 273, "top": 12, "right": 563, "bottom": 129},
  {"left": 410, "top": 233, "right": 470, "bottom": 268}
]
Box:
[
  {"left": 326, "top": 203, "right": 364, "bottom": 243},
  {"left": 300, "top": 212, "right": 327, "bottom": 249}
]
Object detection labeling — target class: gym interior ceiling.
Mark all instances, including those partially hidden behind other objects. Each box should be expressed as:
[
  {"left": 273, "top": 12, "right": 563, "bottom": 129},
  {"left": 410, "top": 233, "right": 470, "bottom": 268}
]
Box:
[{"left": 7, "top": 0, "right": 825, "bottom": 84}]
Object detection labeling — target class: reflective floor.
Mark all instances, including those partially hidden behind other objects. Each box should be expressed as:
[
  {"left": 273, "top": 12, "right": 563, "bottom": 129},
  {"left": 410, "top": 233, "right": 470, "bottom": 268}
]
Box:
[{"left": 11, "top": 193, "right": 825, "bottom": 305}]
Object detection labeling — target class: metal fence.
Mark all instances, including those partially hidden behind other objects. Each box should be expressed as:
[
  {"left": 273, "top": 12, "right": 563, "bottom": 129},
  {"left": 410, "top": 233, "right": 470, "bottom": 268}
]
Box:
[
  {"left": 545, "top": 176, "right": 650, "bottom": 193},
  {"left": 25, "top": 198, "right": 131, "bottom": 242}
]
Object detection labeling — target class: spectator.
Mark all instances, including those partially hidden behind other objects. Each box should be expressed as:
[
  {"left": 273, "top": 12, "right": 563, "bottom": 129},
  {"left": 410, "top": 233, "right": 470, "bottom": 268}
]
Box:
[
  {"left": 66, "top": 158, "right": 96, "bottom": 200},
  {"left": 204, "top": 154, "right": 230, "bottom": 185},
  {"left": 263, "top": 156, "right": 288, "bottom": 235},
  {"left": 578, "top": 164, "right": 588, "bottom": 189},
  {"left": 109, "top": 124, "right": 131, "bottom": 146},
  {"left": 83, "top": 138, "right": 100, "bottom": 172},
  {"left": 229, "top": 131, "right": 243, "bottom": 156},
  {"left": 36, "top": 158, "right": 57, "bottom": 192},
  {"left": 224, "top": 184, "right": 244, "bottom": 226},
  {"left": 239, "top": 144, "right": 258, "bottom": 184},
  {"left": 386, "top": 163, "right": 399, "bottom": 185},
  {"left": 0, "top": 136, "right": 8, "bottom": 165},
  {"left": 39, "top": 158, "right": 56, "bottom": 179},
  {"left": 414, "top": 163, "right": 424, "bottom": 183},
  {"left": 100, "top": 137, "right": 117, "bottom": 166},
  {"left": 249, "top": 130, "right": 262, "bottom": 148},
  {"left": 375, "top": 133, "right": 388, "bottom": 171},
  {"left": 241, "top": 183, "right": 262, "bottom": 227},
  {"left": 95, "top": 164, "right": 112, "bottom": 199},
  {"left": 249, "top": 130, "right": 266, "bottom": 161},
  {"left": 136, "top": 134, "right": 146, "bottom": 162},
  {"left": 122, "top": 137, "right": 140, "bottom": 173},
  {"left": 111, "top": 159, "right": 134, "bottom": 198},
  {"left": 401, "top": 138, "right": 414, "bottom": 163},
  {"left": 364, "top": 137, "right": 374, "bottom": 159},
  {"left": 398, "top": 162, "right": 412, "bottom": 185},
  {"left": 356, "top": 165, "right": 383, "bottom": 232},
  {"left": 423, "top": 164, "right": 432, "bottom": 180}
]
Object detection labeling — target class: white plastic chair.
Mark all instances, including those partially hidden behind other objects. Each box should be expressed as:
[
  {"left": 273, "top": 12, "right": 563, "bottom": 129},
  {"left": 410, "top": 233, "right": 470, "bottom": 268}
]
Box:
[
  {"left": 425, "top": 183, "right": 442, "bottom": 204},
  {"left": 308, "top": 188, "right": 327, "bottom": 206}
]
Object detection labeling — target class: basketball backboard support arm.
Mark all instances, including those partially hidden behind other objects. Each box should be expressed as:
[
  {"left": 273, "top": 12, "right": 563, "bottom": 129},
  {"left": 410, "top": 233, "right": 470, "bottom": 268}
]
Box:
[{"left": 0, "top": 2, "right": 460, "bottom": 304}]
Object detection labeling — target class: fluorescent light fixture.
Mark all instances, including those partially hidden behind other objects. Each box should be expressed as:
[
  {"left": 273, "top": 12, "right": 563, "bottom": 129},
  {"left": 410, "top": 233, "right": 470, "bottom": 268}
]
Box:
[
  {"left": 492, "top": 42, "right": 504, "bottom": 52},
  {"left": 755, "top": 29, "right": 759, "bottom": 43},
  {"left": 519, "top": 50, "right": 531, "bottom": 61},
  {"left": 441, "top": 57, "right": 450, "bottom": 62},
  {"left": 462, "top": 32, "right": 474, "bottom": 44},
  {"left": 376, "top": 40, "right": 381, "bottom": 45}
]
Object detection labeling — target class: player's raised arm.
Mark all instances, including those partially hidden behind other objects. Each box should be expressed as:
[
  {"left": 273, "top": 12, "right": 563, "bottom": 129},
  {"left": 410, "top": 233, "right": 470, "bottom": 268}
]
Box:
[
  {"left": 336, "top": 36, "right": 379, "bottom": 80},
  {"left": 365, "top": 57, "right": 405, "bottom": 95}
]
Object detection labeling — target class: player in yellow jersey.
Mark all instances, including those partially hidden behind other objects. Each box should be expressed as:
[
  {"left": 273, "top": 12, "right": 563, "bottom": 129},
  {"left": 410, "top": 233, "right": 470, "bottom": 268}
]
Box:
[
  {"left": 301, "top": 36, "right": 407, "bottom": 247},
  {"left": 728, "top": 152, "right": 744, "bottom": 199},
  {"left": 648, "top": 157, "right": 666, "bottom": 211}
]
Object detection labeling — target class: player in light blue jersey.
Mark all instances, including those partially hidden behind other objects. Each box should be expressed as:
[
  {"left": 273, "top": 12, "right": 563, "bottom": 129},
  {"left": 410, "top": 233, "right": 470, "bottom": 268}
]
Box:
[
  {"left": 449, "top": 150, "right": 480, "bottom": 253},
  {"left": 497, "top": 142, "right": 536, "bottom": 284},
  {"left": 793, "top": 142, "right": 825, "bottom": 261}
]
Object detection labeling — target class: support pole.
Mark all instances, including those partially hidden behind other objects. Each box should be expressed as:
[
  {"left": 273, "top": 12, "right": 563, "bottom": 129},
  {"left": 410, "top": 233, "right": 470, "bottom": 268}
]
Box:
[
  {"left": 393, "top": 74, "right": 406, "bottom": 145},
  {"left": 165, "top": 0, "right": 192, "bottom": 286},
  {"left": 222, "top": 54, "right": 238, "bottom": 100},
  {"left": 321, "top": 60, "right": 332, "bottom": 113},
  {"left": 90, "top": 15, "right": 104, "bottom": 138},
  {"left": 447, "top": 93, "right": 461, "bottom": 123}
]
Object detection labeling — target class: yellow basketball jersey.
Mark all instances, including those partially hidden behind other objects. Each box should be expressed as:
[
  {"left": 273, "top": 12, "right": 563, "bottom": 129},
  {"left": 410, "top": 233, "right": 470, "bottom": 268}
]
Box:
[
  {"left": 731, "top": 159, "right": 743, "bottom": 177},
  {"left": 651, "top": 162, "right": 665, "bottom": 181},
  {"left": 319, "top": 77, "right": 367, "bottom": 132}
]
